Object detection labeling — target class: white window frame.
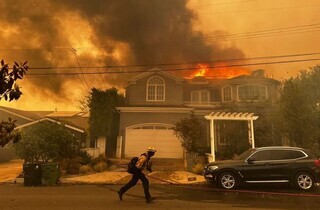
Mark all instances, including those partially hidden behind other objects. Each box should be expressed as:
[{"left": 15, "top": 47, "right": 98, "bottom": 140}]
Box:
[
  {"left": 191, "top": 90, "right": 210, "bottom": 104},
  {"left": 222, "top": 86, "right": 232, "bottom": 102},
  {"left": 237, "top": 85, "right": 268, "bottom": 101},
  {"left": 146, "top": 76, "right": 165, "bottom": 101}
]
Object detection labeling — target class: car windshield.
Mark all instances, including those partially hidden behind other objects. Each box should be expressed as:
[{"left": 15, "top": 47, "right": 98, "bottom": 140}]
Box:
[{"left": 233, "top": 148, "right": 256, "bottom": 160}]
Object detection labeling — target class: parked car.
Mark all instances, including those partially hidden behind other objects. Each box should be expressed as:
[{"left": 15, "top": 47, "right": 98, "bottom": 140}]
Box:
[{"left": 203, "top": 146, "right": 320, "bottom": 191}]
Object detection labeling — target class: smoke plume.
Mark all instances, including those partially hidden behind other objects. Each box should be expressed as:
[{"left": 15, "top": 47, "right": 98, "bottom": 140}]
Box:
[{"left": 0, "top": 0, "right": 244, "bottom": 109}]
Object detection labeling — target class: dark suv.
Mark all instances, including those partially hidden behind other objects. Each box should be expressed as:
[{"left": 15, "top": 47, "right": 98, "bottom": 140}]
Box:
[{"left": 203, "top": 146, "right": 320, "bottom": 191}]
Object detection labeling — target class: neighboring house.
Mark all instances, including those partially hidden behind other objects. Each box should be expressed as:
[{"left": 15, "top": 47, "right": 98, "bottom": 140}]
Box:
[
  {"left": 116, "top": 68, "right": 280, "bottom": 159},
  {"left": 0, "top": 106, "right": 104, "bottom": 158}
]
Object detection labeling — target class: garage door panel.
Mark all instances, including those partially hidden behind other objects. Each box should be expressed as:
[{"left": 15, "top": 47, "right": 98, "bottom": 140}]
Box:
[{"left": 125, "top": 126, "right": 183, "bottom": 158}]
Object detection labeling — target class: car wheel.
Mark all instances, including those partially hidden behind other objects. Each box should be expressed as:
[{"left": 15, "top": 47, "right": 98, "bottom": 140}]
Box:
[
  {"left": 294, "top": 171, "right": 315, "bottom": 191},
  {"left": 218, "top": 171, "right": 237, "bottom": 190}
]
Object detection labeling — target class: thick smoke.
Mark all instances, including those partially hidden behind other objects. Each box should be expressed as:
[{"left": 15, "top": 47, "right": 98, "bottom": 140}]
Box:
[
  {"left": 54, "top": 0, "right": 244, "bottom": 64},
  {"left": 1, "top": 0, "right": 244, "bottom": 105}
]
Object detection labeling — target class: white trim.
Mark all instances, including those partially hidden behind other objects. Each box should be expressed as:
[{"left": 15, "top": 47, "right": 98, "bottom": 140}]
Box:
[
  {"left": 116, "top": 107, "right": 193, "bottom": 113},
  {"left": 0, "top": 107, "right": 34, "bottom": 122},
  {"left": 205, "top": 112, "right": 259, "bottom": 121},
  {"left": 127, "top": 123, "right": 174, "bottom": 130},
  {"left": 205, "top": 112, "right": 259, "bottom": 162},
  {"left": 15, "top": 117, "right": 85, "bottom": 133}
]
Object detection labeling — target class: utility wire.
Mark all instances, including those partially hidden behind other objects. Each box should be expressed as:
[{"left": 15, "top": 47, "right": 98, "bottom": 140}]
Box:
[
  {"left": 26, "top": 57, "right": 320, "bottom": 77},
  {"left": 1, "top": 22, "right": 320, "bottom": 51},
  {"left": 25, "top": 52, "right": 320, "bottom": 70},
  {"left": 68, "top": 48, "right": 90, "bottom": 91},
  {"left": 198, "top": 3, "right": 320, "bottom": 14}
]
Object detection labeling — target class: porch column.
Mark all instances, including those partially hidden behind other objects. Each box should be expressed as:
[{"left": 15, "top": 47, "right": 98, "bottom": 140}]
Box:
[
  {"left": 210, "top": 119, "right": 215, "bottom": 162},
  {"left": 250, "top": 119, "right": 255, "bottom": 148}
]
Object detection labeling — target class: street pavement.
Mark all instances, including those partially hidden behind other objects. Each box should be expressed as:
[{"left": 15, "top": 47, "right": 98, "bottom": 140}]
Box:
[
  {"left": 1, "top": 184, "right": 320, "bottom": 210},
  {"left": 1, "top": 159, "right": 320, "bottom": 210}
]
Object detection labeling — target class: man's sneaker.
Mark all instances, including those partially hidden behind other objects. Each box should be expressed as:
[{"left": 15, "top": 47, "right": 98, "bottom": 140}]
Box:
[
  {"left": 146, "top": 197, "right": 156, "bottom": 203},
  {"left": 117, "top": 191, "right": 123, "bottom": 201}
]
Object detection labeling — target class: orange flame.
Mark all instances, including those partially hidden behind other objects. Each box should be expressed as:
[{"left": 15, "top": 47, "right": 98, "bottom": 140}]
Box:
[{"left": 188, "top": 63, "right": 250, "bottom": 79}]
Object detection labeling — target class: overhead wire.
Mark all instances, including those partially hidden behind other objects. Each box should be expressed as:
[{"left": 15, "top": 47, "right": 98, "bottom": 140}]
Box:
[
  {"left": 197, "top": 3, "right": 320, "bottom": 14},
  {"left": 1, "top": 22, "right": 319, "bottom": 52},
  {"left": 68, "top": 48, "right": 90, "bottom": 91},
  {"left": 24, "top": 52, "right": 320, "bottom": 70},
  {"left": 25, "top": 57, "right": 320, "bottom": 77}
]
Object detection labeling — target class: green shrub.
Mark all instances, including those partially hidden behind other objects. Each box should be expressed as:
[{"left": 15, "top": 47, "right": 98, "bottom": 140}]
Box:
[
  {"left": 79, "top": 165, "right": 93, "bottom": 174},
  {"left": 14, "top": 121, "right": 82, "bottom": 163},
  {"left": 93, "top": 161, "right": 107, "bottom": 172},
  {"left": 192, "top": 163, "right": 204, "bottom": 175}
]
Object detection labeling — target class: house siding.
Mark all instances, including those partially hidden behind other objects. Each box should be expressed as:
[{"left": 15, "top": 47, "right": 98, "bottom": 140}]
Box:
[
  {"left": 118, "top": 69, "right": 280, "bottom": 158},
  {"left": 126, "top": 73, "right": 184, "bottom": 106}
]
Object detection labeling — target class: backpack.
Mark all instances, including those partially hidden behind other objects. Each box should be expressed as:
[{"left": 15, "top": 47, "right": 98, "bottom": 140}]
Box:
[{"left": 127, "top": 157, "right": 139, "bottom": 174}]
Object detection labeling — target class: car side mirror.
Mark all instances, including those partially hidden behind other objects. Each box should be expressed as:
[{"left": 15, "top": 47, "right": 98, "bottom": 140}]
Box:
[{"left": 247, "top": 158, "right": 255, "bottom": 164}]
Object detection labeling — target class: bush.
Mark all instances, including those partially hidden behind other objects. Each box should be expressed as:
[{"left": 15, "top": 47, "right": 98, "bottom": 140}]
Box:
[
  {"left": 67, "top": 157, "right": 81, "bottom": 174},
  {"left": 192, "top": 163, "right": 204, "bottom": 175},
  {"left": 91, "top": 154, "right": 107, "bottom": 165},
  {"left": 93, "top": 162, "right": 107, "bottom": 172},
  {"left": 60, "top": 158, "right": 70, "bottom": 170},
  {"left": 14, "top": 121, "right": 82, "bottom": 163},
  {"left": 173, "top": 113, "right": 203, "bottom": 152},
  {"left": 79, "top": 165, "right": 93, "bottom": 174},
  {"left": 78, "top": 150, "right": 93, "bottom": 165}
]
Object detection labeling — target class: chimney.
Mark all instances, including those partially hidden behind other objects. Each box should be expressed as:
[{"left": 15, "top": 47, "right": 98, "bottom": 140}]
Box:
[{"left": 251, "top": 69, "right": 265, "bottom": 78}]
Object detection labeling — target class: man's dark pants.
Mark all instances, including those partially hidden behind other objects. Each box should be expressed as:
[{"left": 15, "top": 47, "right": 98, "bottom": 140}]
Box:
[{"left": 119, "top": 170, "right": 151, "bottom": 199}]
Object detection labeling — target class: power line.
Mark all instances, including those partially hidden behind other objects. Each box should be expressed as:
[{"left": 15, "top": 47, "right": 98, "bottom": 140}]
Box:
[
  {"left": 26, "top": 57, "right": 320, "bottom": 77},
  {"left": 198, "top": 3, "right": 320, "bottom": 14},
  {"left": 1, "top": 22, "right": 320, "bottom": 52},
  {"left": 68, "top": 48, "right": 90, "bottom": 91},
  {"left": 25, "top": 52, "right": 320, "bottom": 70},
  {"left": 189, "top": 0, "right": 256, "bottom": 8}
]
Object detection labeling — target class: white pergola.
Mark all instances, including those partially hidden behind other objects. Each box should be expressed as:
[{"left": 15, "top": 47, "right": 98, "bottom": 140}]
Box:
[{"left": 204, "top": 112, "right": 259, "bottom": 162}]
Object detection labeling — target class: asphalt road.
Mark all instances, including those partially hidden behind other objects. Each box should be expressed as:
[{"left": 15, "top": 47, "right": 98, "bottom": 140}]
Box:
[{"left": 0, "top": 183, "right": 320, "bottom": 210}]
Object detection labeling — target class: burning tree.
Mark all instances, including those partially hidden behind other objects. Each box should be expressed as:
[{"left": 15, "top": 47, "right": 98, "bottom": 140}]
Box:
[{"left": 0, "top": 59, "right": 29, "bottom": 147}]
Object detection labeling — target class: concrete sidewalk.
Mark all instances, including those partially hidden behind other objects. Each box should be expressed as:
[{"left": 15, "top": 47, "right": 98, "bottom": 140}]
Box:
[{"left": 0, "top": 159, "right": 206, "bottom": 185}]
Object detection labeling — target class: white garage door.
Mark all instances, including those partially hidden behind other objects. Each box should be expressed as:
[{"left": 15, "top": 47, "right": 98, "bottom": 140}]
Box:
[{"left": 125, "top": 124, "right": 183, "bottom": 158}]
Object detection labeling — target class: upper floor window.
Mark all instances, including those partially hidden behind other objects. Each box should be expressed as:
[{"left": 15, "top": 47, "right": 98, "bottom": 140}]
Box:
[
  {"left": 147, "top": 76, "right": 165, "bottom": 101},
  {"left": 222, "top": 86, "right": 232, "bottom": 102},
  {"left": 238, "top": 85, "right": 267, "bottom": 101},
  {"left": 191, "top": 90, "right": 210, "bottom": 104}
]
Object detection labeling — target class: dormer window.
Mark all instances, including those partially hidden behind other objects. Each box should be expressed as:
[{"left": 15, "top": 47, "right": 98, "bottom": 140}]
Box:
[{"left": 147, "top": 76, "right": 165, "bottom": 101}]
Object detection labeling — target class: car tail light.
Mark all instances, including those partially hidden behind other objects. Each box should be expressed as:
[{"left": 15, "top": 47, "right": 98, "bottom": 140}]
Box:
[{"left": 315, "top": 159, "right": 320, "bottom": 167}]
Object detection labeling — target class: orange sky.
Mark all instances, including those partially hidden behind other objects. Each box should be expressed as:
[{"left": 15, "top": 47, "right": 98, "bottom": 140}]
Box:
[{"left": 1, "top": 0, "right": 319, "bottom": 111}]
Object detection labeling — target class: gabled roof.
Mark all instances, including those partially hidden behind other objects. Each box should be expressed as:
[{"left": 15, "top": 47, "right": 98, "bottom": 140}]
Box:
[
  {"left": 227, "top": 70, "right": 280, "bottom": 84},
  {"left": 15, "top": 117, "right": 85, "bottom": 133},
  {"left": 0, "top": 106, "right": 89, "bottom": 132},
  {"left": 0, "top": 106, "right": 53, "bottom": 121},
  {"left": 128, "top": 67, "right": 185, "bottom": 84}
]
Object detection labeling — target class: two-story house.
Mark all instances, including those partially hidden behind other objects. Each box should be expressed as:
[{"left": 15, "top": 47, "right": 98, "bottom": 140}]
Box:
[{"left": 116, "top": 68, "right": 280, "bottom": 159}]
